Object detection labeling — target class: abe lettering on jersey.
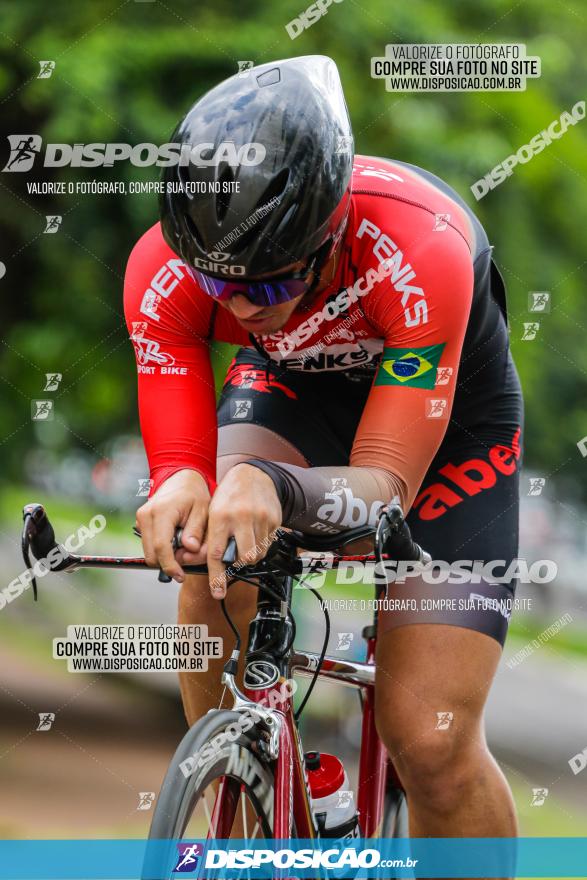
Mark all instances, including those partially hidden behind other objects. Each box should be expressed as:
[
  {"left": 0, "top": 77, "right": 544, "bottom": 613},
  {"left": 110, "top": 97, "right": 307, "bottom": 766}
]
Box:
[
  {"left": 413, "top": 428, "right": 521, "bottom": 520},
  {"left": 314, "top": 486, "right": 383, "bottom": 532}
]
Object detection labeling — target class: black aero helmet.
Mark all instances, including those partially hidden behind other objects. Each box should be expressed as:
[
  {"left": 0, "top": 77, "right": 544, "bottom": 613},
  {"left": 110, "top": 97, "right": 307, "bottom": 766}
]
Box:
[{"left": 159, "top": 55, "right": 354, "bottom": 278}]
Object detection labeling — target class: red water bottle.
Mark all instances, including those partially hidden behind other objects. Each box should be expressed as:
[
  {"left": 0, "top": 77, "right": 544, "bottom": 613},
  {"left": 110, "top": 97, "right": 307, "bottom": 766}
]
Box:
[{"left": 305, "top": 751, "right": 360, "bottom": 839}]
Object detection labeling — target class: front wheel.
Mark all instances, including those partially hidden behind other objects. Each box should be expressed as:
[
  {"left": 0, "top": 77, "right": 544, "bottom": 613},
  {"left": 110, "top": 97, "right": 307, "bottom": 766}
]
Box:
[
  {"left": 378, "top": 782, "right": 411, "bottom": 879},
  {"left": 382, "top": 783, "right": 409, "bottom": 838},
  {"left": 142, "top": 710, "right": 277, "bottom": 879}
]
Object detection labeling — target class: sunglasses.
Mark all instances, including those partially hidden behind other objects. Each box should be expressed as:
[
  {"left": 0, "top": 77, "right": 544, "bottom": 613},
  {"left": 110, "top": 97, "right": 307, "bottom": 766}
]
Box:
[{"left": 186, "top": 254, "right": 320, "bottom": 308}]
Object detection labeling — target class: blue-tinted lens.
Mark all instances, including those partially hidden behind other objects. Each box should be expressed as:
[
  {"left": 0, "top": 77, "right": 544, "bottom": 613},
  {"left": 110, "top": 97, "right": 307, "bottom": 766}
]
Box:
[
  {"left": 188, "top": 269, "right": 228, "bottom": 299},
  {"left": 187, "top": 266, "right": 310, "bottom": 306},
  {"left": 245, "top": 279, "right": 309, "bottom": 304}
]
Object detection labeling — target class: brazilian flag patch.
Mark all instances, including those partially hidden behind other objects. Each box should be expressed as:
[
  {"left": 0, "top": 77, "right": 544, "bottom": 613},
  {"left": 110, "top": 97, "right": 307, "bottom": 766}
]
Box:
[{"left": 375, "top": 343, "right": 445, "bottom": 388}]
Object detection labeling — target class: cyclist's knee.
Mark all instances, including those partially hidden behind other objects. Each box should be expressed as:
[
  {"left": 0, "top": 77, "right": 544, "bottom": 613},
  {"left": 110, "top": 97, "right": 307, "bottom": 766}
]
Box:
[
  {"left": 403, "top": 739, "right": 483, "bottom": 810},
  {"left": 377, "top": 698, "right": 482, "bottom": 805}
]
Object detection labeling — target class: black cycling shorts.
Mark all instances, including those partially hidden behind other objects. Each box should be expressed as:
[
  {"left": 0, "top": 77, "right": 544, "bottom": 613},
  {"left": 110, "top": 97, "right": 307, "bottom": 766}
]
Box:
[{"left": 218, "top": 348, "right": 523, "bottom": 646}]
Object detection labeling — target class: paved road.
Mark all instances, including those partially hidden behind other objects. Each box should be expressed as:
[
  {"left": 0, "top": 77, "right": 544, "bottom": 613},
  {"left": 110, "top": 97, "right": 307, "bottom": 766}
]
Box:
[
  {"left": 487, "top": 640, "right": 587, "bottom": 809},
  {"left": 0, "top": 640, "right": 186, "bottom": 838}
]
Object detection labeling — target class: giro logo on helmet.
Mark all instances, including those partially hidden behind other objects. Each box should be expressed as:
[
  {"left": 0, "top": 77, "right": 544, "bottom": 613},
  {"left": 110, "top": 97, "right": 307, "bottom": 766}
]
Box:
[{"left": 192, "top": 256, "right": 246, "bottom": 275}]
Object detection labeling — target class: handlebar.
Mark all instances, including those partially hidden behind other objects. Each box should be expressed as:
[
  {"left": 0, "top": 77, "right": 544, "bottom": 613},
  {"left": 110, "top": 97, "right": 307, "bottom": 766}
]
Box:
[{"left": 21, "top": 502, "right": 430, "bottom": 600}]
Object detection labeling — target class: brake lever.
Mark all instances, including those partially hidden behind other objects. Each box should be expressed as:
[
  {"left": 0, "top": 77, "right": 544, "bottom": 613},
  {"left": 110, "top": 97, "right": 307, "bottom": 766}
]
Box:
[
  {"left": 21, "top": 510, "right": 37, "bottom": 601},
  {"left": 222, "top": 534, "right": 302, "bottom": 578},
  {"left": 263, "top": 531, "right": 303, "bottom": 576},
  {"left": 156, "top": 532, "right": 237, "bottom": 583},
  {"left": 133, "top": 525, "right": 185, "bottom": 583},
  {"left": 21, "top": 503, "right": 59, "bottom": 601},
  {"left": 222, "top": 536, "right": 238, "bottom": 565},
  {"left": 375, "top": 503, "right": 430, "bottom": 565}
]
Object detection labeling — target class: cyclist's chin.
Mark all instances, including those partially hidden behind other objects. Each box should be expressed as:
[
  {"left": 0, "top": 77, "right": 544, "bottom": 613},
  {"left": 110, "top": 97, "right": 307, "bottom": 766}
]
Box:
[{"left": 237, "top": 314, "right": 287, "bottom": 334}]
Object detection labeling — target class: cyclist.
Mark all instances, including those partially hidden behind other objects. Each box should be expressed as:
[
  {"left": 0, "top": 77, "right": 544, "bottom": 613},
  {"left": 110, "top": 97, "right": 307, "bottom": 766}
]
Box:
[{"left": 124, "top": 55, "right": 522, "bottom": 841}]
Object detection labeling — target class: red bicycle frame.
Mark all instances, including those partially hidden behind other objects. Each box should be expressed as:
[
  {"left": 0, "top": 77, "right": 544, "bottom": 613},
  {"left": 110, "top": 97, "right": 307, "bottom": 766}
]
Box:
[{"left": 209, "top": 600, "right": 395, "bottom": 841}]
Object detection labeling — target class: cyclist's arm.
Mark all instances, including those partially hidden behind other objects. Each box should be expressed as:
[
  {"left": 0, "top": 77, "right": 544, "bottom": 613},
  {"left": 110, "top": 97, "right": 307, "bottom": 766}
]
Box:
[
  {"left": 247, "top": 229, "right": 474, "bottom": 534},
  {"left": 123, "top": 224, "right": 219, "bottom": 497}
]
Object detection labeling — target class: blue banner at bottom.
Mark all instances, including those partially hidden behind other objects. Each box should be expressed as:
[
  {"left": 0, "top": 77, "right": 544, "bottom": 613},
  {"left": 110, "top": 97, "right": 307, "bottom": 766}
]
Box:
[{"left": 0, "top": 838, "right": 585, "bottom": 879}]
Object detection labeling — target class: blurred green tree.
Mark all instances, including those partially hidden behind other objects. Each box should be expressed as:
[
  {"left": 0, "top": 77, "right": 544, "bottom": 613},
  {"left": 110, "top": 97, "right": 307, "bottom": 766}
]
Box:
[{"left": 0, "top": 0, "right": 585, "bottom": 500}]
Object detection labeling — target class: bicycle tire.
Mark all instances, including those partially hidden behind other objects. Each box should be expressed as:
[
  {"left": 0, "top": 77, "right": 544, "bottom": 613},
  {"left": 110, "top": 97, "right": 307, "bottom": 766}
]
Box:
[
  {"left": 142, "top": 710, "right": 277, "bottom": 879},
  {"left": 378, "top": 785, "right": 411, "bottom": 880},
  {"left": 382, "top": 783, "right": 409, "bottom": 838}
]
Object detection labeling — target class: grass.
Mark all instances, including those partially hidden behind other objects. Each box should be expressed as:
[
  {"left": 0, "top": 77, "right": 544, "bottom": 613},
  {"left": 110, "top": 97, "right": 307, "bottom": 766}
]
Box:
[
  {"left": 0, "top": 483, "right": 134, "bottom": 541},
  {"left": 511, "top": 779, "right": 587, "bottom": 837},
  {"left": 507, "top": 617, "right": 587, "bottom": 662}
]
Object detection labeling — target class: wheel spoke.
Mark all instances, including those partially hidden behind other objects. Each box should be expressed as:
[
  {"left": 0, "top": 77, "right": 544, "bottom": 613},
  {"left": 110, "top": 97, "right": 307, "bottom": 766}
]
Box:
[
  {"left": 241, "top": 787, "right": 249, "bottom": 841},
  {"left": 239, "top": 787, "right": 253, "bottom": 880},
  {"left": 203, "top": 788, "right": 216, "bottom": 841}
]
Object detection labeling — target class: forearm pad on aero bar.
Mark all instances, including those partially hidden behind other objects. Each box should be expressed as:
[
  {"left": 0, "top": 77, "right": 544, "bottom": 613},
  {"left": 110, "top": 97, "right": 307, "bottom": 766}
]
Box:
[{"left": 244, "top": 459, "right": 406, "bottom": 535}]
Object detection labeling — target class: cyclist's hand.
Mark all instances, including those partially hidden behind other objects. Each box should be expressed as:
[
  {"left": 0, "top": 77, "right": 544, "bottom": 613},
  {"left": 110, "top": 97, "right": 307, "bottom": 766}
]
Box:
[
  {"left": 136, "top": 469, "right": 210, "bottom": 584},
  {"left": 207, "top": 463, "right": 282, "bottom": 598}
]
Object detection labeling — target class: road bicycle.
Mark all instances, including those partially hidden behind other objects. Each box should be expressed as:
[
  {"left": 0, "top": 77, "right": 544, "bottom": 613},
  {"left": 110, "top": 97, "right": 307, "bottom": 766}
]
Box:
[{"left": 21, "top": 501, "right": 430, "bottom": 877}]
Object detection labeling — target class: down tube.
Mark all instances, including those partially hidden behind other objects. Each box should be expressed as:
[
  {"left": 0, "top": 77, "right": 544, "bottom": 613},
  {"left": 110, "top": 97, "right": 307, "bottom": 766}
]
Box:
[
  {"left": 274, "top": 710, "right": 315, "bottom": 839},
  {"left": 357, "top": 640, "right": 387, "bottom": 836}
]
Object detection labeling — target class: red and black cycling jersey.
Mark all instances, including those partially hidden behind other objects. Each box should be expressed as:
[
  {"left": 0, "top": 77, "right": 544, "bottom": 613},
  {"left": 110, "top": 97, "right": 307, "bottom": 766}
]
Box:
[{"left": 124, "top": 155, "right": 521, "bottom": 531}]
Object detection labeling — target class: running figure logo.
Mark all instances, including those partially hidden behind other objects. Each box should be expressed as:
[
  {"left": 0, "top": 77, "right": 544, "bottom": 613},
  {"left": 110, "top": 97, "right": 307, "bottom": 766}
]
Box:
[
  {"left": 433, "top": 213, "right": 450, "bottom": 232},
  {"left": 296, "top": 556, "right": 329, "bottom": 590},
  {"left": 137, "top": 792, "right": 155, "bottom": 810},
  {"left": 131, "top": 321, "right": 148, "bottom": 340},
  {"left": 522, "top": 322, "right": 539, "bottom": 341},
  {"left": 3, "top": 135, "right": 42, "bottom": 172},
  {"left": 528, "top": 292, "right": 550, "bottom": 313},
  {"left": 335, "top": 135, "right": 353, "bottom": 154},
  {"left": 531, "top": 787, "right": 549, "bottom": 806},
  {"left": 31, "top": 400, "right": 54, "bottom": 421},
  {"left": 336, "top": 632, "right": 354, "bottom": 651},
  {"left": 336, "top": 790, "right": 354, "bottom": 809},
  {"left": 330, "top": 477, "right": 347, "bottom": 495},
  {"left": 174, "top": 843, "right": 203, "bottom": 873},
  {"left": 37, "top": 713, "right": 55, "bottom": 731},
  {"left": 435, "top": 711, "right": 454, "bottom": 730},
  {"left": 44, "top": 373, "right": 62, "bottom": 391},
  {"left": 527, "top": 477, "right": 545, "bottom": 497},
  {"left": 237, "top": 60, "right": 254, "bottom": 77},
  {"left": 44, "top": 215, "right": 62, "bottom": 234},
  {"left": 231, "top": 399, "right": 252, "bottom": 420},
  {"left": 37, "top": 61, "right": 55, "bottom": 79},
  {"left": 436, "top": 367, "right": 453, "bottom": 386},
  {"left": 426, "top": 398, "right": 448, "bottom": 419}
]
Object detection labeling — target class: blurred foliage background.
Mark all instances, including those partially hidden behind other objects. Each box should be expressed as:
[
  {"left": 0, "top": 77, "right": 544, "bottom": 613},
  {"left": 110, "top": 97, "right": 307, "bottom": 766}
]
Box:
[{"left": 0, "top": 0, "right": 585, "bottom": 500}]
